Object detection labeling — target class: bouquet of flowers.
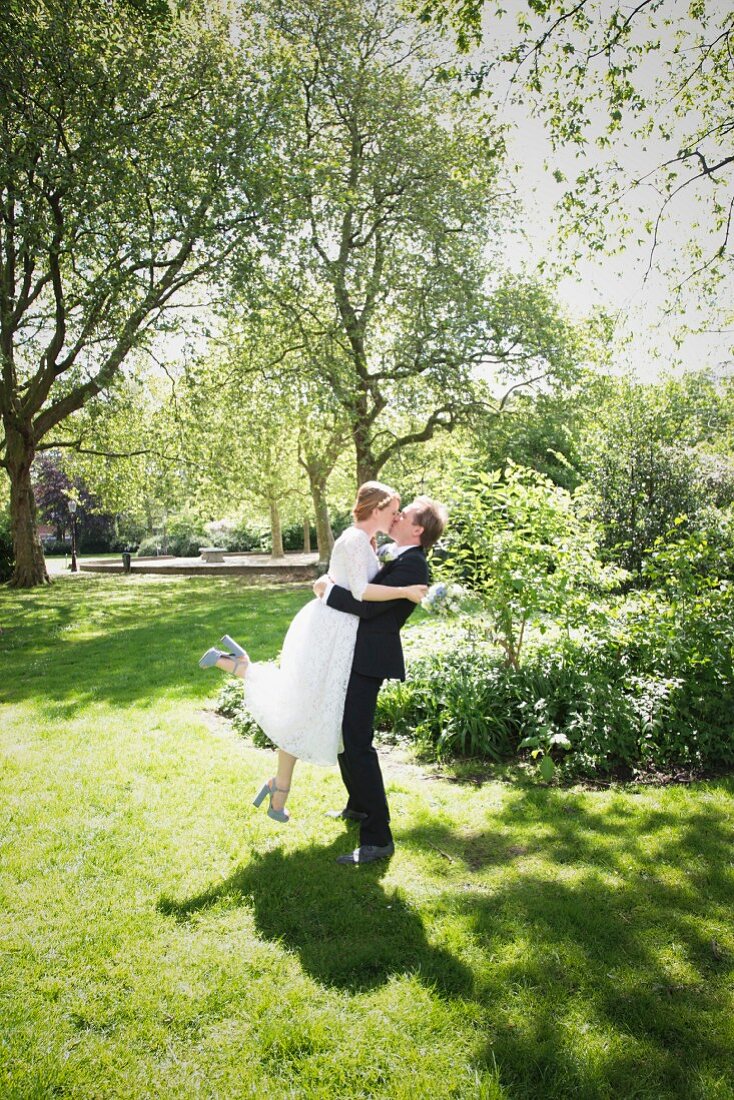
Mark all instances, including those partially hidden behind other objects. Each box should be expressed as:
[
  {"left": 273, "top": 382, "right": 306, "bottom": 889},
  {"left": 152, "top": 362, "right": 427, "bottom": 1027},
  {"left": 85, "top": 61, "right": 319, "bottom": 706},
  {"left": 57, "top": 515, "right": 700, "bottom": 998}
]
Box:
[
  {"left": 421, "top": 581, "right": 469, "bottom": 616},
  {"left": 377, "top": 542, "right": 399, "bottom": 563}
]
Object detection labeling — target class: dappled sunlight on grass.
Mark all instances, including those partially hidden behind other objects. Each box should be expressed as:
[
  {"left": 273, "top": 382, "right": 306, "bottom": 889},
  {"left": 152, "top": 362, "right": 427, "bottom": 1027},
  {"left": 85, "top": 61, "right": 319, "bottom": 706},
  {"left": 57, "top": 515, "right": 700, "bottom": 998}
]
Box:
[
  {"left": 394, "top": 782, "right": 733, "bottom": 1097},
  {"left": 1, "top": 574, "right": 311, "bottom": 708},
  {"left": 1, "top": 573, "right": 733, "bottom": 1098}
]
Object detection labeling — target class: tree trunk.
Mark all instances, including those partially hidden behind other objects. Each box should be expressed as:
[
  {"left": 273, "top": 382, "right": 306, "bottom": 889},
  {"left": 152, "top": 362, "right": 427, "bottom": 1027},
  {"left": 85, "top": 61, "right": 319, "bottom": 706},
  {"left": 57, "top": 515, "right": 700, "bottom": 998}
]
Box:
[
  {"left": 269, "top": 499, "right": 284, "bottom": 558},
  {"left": 356, "top": 459, "right": 378, "bottom": 485},
  {"left": 303, "top": 515, "right": 311, "bottom": 554},
  {"left": 354, "top": 412, "right": 378, "bottom": 485},
  {"left": 310, "top": 480, "right": 333, "bottom": 565},
  {"left": 6, "top": 425, "right": 49, "bottom": 587}
]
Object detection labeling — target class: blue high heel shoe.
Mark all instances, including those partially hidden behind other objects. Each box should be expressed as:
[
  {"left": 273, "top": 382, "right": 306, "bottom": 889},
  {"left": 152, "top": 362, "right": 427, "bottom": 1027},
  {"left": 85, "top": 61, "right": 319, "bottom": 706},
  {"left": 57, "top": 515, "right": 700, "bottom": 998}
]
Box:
[
  {"left": 199, "top": 647, "right": 247, "bottom": 674},
  {"left": 199, "top": 647, "right": 226, "bottom": 668},
  {"left": 220, "top": 634, "right": 247, "bottom": 658},
  {"left": 252, "top": 778, "right": 290, "bottom": 823}
]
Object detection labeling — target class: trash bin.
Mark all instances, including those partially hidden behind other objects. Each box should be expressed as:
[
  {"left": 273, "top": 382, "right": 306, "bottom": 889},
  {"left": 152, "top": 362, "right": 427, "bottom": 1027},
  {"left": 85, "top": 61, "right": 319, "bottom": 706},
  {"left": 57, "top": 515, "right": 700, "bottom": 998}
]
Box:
[{"left": 122, "top": 551, "right": 131, "bottom": 573}]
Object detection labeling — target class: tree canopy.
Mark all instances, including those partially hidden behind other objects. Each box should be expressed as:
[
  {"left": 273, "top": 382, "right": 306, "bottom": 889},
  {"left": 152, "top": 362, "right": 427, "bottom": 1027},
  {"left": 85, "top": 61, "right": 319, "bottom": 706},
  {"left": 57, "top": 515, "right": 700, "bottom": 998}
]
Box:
[
  {"left": 242, "top": 0, "right": 584, "bottom": 487},
  {"left": 1, "top": 0, "right": 621, "bottom": 586},
  {"left": 409, "top": 0, "right": 734, "bottom": 315},
  {"left": 0, "top": 0, "right": 287, "bottom": 584}
]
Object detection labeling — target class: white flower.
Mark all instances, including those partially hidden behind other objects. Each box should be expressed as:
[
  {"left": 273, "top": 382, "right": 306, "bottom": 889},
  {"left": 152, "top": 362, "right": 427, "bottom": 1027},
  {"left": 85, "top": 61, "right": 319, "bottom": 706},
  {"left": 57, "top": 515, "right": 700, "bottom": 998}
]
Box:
[
  {"left": 378, "top": 542, "right": 398, "bottom": 563},
  {"left": 421, "top": 581, "right": 468, "bottom": 616}
]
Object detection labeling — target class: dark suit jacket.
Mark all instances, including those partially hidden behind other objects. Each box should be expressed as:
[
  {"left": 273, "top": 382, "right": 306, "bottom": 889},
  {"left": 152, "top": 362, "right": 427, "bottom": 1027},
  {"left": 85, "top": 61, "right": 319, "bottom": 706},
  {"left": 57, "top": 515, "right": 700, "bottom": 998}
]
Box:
[{"left": 325, "top": 546, "right": 428, "bottom": 680}]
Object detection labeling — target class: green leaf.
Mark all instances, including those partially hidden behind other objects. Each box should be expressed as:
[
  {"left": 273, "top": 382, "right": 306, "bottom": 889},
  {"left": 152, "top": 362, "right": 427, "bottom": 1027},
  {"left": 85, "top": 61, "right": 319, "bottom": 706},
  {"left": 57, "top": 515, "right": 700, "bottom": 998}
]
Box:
[{"left": 539, "top": 754, "right": 556, "bottom": 782}]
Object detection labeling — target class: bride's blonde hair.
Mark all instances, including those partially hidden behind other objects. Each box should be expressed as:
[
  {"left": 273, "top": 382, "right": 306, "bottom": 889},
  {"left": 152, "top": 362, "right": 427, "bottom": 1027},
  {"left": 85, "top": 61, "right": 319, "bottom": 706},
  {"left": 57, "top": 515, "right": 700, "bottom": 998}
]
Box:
[{"left": 352, "top": 481, "right": 400, "bottom": 522}]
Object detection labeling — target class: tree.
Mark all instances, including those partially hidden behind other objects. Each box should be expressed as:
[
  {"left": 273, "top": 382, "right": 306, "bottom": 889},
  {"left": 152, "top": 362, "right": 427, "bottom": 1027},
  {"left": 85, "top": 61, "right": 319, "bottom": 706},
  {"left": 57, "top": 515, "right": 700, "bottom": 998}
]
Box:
[
  {"left": 578, "top": 377, "right": 712, "bottom": 573},
  {"left": 259, "top": 0, "right": 580, "bottom": 486},
  {"left": 444, "top": 462, "right": 617, "bottom": 668},
  {"left": 57, "top": 366, "right": 190, "bottom": 545},
  {"left": 177, "top": 361, "right": 307, "bottom": 559},
  {"left": 410, "top": 1, "right": 734, "bottom": 314},
  {"left": 215, "top": 302, "right": 357, "bottom": 561},
  {"left": 0, "top": 0, "right": 285, "bottom": 585},
  {"left": 32, "top": 451, "right": 72, "bottom": 541},
  {"left": 474, "top": 366, "right": 619, "bottom": 491},
  {"left": 296, "top": 379, "right": 350, "bottom": 563}
]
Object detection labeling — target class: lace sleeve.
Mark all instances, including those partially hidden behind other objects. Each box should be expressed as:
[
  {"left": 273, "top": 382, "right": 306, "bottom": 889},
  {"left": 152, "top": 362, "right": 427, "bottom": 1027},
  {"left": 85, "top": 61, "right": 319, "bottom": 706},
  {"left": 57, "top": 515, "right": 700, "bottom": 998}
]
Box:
[{"left": 338, "top": 529, "right": 378, "bottom": 600}]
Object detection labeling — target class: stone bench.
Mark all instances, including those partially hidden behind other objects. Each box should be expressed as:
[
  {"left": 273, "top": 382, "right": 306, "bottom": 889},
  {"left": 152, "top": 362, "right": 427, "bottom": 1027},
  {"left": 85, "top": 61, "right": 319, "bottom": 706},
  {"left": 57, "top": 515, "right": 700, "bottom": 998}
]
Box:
[{"left": 199, "top": 546, "right": 226, "bottom": 563}]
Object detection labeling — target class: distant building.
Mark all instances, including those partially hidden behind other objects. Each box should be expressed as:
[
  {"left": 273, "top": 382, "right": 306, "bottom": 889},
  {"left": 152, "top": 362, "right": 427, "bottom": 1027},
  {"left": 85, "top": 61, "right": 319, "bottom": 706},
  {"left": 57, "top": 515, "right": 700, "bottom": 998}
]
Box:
[{"left": 38, "top": 524, "right": 68, "bottom": 544}]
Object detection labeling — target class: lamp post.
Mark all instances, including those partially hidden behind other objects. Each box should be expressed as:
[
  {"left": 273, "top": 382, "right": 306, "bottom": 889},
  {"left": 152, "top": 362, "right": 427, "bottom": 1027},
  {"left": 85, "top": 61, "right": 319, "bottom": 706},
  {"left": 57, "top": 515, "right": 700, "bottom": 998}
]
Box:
[{"left": 69, "top": 499, "right": 78, "bottom": 573}]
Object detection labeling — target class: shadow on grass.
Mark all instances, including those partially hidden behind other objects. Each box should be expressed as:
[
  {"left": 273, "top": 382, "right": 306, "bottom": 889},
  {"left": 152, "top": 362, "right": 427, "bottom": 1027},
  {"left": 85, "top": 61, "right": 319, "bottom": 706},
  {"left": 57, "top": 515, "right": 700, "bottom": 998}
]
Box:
[
  {"left": 465, "top": 869, "right": 732, "bottom": 1097},
  {"left": 157, "top": 783, "right": 733, "bottom": 1096},
  {"left": 456, "top": 786, "right": 734, "bottom": 874},
  {"left": 158, "top": 834, "right": 473, "bottom": 997},
  {"left": 399, "top": 785, "right": 734, "bottom": 1098}
]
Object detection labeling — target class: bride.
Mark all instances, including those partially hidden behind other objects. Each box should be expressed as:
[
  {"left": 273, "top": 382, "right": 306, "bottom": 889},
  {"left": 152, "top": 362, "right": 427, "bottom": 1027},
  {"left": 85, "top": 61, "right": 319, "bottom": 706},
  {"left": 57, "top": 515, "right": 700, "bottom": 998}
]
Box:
[{"left": 198, "top": 482, "right": 427, "bottom": 822}]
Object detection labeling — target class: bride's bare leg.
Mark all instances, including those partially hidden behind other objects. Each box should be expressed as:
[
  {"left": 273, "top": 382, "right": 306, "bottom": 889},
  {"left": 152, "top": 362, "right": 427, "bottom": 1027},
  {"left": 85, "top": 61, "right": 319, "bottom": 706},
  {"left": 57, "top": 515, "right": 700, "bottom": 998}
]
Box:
[
  {"left": 272, "top": 750, "right": 297, "bottom": 813},
  {"left": 215, "top": 654, "right": 249, "bottom": 677}
]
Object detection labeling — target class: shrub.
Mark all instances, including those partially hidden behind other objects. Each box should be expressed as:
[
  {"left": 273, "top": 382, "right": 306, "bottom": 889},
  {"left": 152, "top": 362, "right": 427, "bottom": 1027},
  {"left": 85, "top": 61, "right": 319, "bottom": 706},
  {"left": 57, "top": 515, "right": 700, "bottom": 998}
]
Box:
[
  {"left": 40, "top": 538, "right": 71, "bottom": 556},
  {"left": 210, "top": 511, "right": 734, "bottom": 776},
  {"left": 136, "top": 511, "right": 209, "bottom": 557},
  {"left": 579, "top": 384, "right": 713, "bottom": 575},
  {"left": 442, "top": 462, "right": 622, "bottom": 668},
  {"left": 379, "top": 518, "right": 734, "bottom": 775},
  {"left": 77, "top": 533, "right": 115, "bottom": 554},
  {"left": 136, "top": 535, "right": 164, "bottom": 557},
  {"left": 378, "top": 644, "right": 520, "bottom": 762},
  {"left": 204, "top": 518, "right": 268, "bottom": 553},
  {"left": 696, "top": 451, "right": 734, "bottom": 509},
  {"left": 166, "top": 511, "right": 207, "bottom": 556},
  {"left": 330, "top": 509, "right": 353, "bottom": 541},
  {"left": 621, "top": 526, "right": 734, "bottom": 767},
  {"left": 77, "top": 510, "right": 117, "bottom": 553},
  {"left": 215, "top": 680, "right": 274, "bottom": 749},
  {"left": 218, "top": 517, "right": 270, "bottom": 552},
  {"left": 377, "top": 617, "right": 734, "bottom": 775},
  {"left": 204, "top": 518, "right": 237, "bottom": 549},
  {"left": 114, "top": 514, "right": 146, "bottom": 552},
  {"left": 281, "top": 520, "right": 317, "bottom": 552}
]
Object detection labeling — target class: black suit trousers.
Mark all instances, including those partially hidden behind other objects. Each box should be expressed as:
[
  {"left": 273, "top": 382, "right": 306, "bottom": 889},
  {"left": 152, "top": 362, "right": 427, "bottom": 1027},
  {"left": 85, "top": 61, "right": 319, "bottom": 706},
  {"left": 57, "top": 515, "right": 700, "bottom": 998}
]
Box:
[{"left": 338, "top": 671, "right": 392, "bottom": 848}]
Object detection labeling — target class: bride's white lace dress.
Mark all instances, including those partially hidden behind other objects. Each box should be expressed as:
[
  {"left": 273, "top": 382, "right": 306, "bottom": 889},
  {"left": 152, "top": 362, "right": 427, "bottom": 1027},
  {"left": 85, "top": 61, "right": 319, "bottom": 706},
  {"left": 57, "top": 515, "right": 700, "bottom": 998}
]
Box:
[{"left": 242, "top": 526, "right": 379, "bottom": 765}]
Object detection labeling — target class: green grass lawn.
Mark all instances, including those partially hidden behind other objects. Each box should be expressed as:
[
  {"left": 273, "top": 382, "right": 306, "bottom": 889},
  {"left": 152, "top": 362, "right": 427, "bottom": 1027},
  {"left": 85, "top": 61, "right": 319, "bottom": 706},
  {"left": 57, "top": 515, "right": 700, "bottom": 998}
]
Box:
[{"left": 1, "top": 575, "right": 733, "bottom": 1099}]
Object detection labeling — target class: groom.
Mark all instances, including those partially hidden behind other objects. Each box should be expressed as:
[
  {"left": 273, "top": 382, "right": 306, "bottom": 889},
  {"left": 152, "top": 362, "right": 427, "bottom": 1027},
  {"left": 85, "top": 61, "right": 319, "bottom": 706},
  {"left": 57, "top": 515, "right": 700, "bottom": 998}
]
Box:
[{"left": 314, "top": 496, "right": 447, "bottom": 865}]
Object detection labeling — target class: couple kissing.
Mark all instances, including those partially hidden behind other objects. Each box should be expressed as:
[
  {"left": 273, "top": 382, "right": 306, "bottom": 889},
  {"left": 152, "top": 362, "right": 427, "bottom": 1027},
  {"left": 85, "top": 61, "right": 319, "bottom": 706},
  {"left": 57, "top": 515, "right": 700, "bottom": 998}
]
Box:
[{"left": 200, "top": 482, "right": 447, "bottom": 865}]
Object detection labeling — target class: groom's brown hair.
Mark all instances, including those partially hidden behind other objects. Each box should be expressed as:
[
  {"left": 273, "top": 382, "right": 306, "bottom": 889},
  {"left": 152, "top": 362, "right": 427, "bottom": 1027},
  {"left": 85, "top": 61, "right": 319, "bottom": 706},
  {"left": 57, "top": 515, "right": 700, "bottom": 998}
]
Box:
[{"left": 412, "top": 497, "right": 447, "bottom": 550}]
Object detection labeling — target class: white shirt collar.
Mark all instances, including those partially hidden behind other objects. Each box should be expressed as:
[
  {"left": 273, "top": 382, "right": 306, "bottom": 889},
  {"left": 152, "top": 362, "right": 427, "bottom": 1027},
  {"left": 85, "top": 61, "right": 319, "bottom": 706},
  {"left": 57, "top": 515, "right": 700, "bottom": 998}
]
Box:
[{"left": 380, "top": 541, "right": 418, "bottom": 559}]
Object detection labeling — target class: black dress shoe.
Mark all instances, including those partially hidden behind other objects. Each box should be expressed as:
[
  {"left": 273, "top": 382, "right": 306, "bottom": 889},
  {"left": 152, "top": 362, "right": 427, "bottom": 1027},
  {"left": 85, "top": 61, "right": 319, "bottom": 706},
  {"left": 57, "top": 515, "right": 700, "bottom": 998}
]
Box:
[
  {"left": 325, "top": 808, "right": 368, "bottom": 822},
  {"left": 336, "top": 843, "right": 395, "bottom": 865}
]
